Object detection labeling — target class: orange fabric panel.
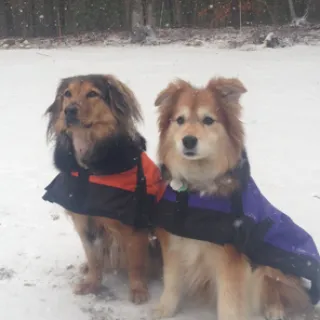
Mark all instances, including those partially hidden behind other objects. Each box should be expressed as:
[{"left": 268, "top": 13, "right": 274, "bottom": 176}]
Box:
[
  {"left": 140, "top": 152, "right": 166, "bottom": 201},
  {"left": 71, "top": 152, "right": 166, "bottom": 198}
]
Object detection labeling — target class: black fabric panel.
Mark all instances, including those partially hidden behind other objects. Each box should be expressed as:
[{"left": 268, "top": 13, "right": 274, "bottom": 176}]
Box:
[
  {"left": 251, "top": 241, "right": 320, "bottom": 303},
  {"left": 154, "top": 198, "right": 257, "bottom": 247},
  {"left": 43, "top": 173, "right": 155, "bottom": 228}
]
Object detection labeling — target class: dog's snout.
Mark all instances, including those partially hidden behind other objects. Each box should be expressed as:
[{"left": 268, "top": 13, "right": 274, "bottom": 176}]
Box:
[
  {"left": 64, "top": 105, "right": 79, "bottom": 125},
  {"left": 65, "top": 105, "right": 78, "bottom": 117},
  {"left": 182, "top": 135, "right": 198, "bottom": 149}
]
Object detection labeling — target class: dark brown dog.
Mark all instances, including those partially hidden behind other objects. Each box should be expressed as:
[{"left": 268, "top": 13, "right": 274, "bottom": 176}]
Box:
[{"left": 44, "top": 74, "right": 161, "bottom": 304}]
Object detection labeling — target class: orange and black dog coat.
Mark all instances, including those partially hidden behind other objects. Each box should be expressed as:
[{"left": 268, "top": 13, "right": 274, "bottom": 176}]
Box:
[{"left": 43, "top": 152, "right": 164, "bottom": 229}]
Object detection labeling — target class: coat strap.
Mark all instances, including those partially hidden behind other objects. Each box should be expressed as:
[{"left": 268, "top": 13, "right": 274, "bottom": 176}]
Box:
[
  {"left": 173, "top": 191, "right": 189, "bottom": 232},
  {"left": 230, "top": 190, "right": 250, "bottom": 253},
  {"left": 133, "top": 153, "right": 149, "bottom": 229},
  {"left": 74, "top": 168, "right": 90, "bottom": 207},
  {"left": 230, "top": 191, "right": 244, "bottom": 217}
]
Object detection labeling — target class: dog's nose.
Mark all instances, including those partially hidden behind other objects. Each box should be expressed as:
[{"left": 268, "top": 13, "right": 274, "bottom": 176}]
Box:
[
  {"left": 64, "top": 105, "right": 79, "bottom": 125},
  {"left": 65, "top": 105, "right": 78, "bottom": 117},
  {"left": 182, "top": 135, "right": 198, "bottom": 149}
]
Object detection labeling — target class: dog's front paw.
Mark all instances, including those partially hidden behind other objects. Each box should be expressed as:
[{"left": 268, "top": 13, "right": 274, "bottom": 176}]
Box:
[
  {"left": 264, "top": 304, "right": 286, "bottom": 320},
  {"left": 130, "top": 286, "right": 149, "bottom": 304},
  {"left": 73, "top": 280, "right": 100, "bottom": 295},
  {"left": 152, "top": 304, "right": 176, "bottom": 320},
  {"left": 79, "top": 262, "right": 89, "bottom": 275}
]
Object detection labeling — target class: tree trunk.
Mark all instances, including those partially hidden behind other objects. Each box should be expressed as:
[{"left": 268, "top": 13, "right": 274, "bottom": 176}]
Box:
[
  {"left": 173, "top": 0, "right": 182, "bottom": 27},
  {"left": 42, "top": 0, "right": 55, "bottom": 36},
  {"left": 146, "top": 0, "right": 155, "bottom": 26},
  {"left": 64, "top": 0, "right": 77, "bottom": 34},
  {"left": 272, "top": 0, "right": 280, "bottom": 25},
  {"left": 288, "top": 0, "right": 297, "bottom": 21},
  {"left": 32, "top": 0, "right": 43, "bottom": 37},
  {"left": 230, "top": 0, "right": 240, "bottom": 28},
  {"left": 311, "top": 0, "right": 320, "bottom": 21},
  {"left": 192, "top": 0, "right": 198, "bottom": 26},
  {"left": 132, "top": 0, "right": 144, "bottom": 28},
  {"left": 3, "top": 0, "right": 14, "bottom": 36},
  {"left": 182, "top": 0, "right": 193, "bottom": 26},
  {"left": 0, "top": 0, "right": 7, "bottom": 37},
  {"left": 123, "top": 0, "right": 132, "bottom": 30},
  {"left": 10, "top": 0, "right": 32, "bottom": 37}
]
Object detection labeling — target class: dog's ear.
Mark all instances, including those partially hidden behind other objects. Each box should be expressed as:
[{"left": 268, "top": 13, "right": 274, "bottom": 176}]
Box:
[
  {"left": 207, "top": 77, "right": 247, "bottom": 104},
  {"left": 207, "top": 78, "right": 245, "bottom": 154},
  {"left": 103, "top": 75, "right": 142, "bottom": 123},
  {"left": 45, "top": 78, "right": 70, "bottom": 115},
  {"left": 154, "top": 79, "right": 189, "bottom": 107},
  {"left": 44, "top": 79, "right": 69, "bottom": 140},
  {"left": 45, "top": 82, "right": 63, "bottom": 117},
  {"left": 155, "top": 80, "right": 188, "bottom": 134},
  {"left": 45, "top": 100, "right": 58, "bottom": 140}
]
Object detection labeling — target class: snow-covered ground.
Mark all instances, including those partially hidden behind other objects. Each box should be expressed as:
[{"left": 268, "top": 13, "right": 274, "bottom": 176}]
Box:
[{"left": 0, "top": 45, "right": 320, "bottom": 320}]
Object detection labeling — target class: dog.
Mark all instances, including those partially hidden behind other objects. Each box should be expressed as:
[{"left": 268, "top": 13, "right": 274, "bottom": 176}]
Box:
[
  {"left": 43, "top": 74, "right": 162, "bottom": 304},
  {"left": 152, "top": 77, "right": 319, "bottom": 319}
]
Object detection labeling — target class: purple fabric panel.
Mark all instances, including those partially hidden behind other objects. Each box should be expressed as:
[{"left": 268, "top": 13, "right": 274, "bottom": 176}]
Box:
[
  {"left": 164, "top": 186, "right": 231, "bottom": 212},
  {"left": 247, "top": 179, "right": 320, "bottom": 260},
  {"left": 162, "top": 178, "right": 320, "bottom": 260}
]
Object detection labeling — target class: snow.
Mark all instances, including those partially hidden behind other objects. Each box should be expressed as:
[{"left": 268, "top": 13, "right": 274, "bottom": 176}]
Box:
[{"left": 0, "top": 45, "right": 320, "bottom": 319}]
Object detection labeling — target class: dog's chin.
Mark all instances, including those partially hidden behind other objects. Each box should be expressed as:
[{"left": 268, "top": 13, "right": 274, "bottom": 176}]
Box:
[
  {"left": 65, "top": 120, "right": 92, "bottom": 130},
  {"left": 181, "top": 150, "right": 206, "bottom": 161}
]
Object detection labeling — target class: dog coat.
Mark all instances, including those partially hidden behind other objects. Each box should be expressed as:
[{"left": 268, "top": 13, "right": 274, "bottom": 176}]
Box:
[
  {"left": 155, "top": 176, "right": 320, "bottom": 304},
  {"left": 43, "top": 152, "right": 163, "bottom": 229}
]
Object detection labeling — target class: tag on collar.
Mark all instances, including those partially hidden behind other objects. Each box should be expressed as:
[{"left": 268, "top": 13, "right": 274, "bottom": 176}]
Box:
[{"left": 170, "top": 179, "right": 188, "bottom": 192}]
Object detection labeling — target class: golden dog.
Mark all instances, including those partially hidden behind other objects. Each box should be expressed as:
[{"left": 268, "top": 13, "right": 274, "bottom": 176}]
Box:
[{"left": 153, "top": 77, "right": 313, "bottom": 319}]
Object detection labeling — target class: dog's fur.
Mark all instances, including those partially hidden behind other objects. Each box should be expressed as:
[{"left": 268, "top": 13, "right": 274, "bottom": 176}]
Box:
[
  {"left": 153, "top": 78, "right": 312, "bottom": 319},
  {"left": 45, "top": 74, "right": 160, "bottom": 304}
]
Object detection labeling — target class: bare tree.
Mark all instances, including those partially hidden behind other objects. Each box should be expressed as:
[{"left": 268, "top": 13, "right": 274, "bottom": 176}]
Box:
[
  {"left": 159, "top": 0, "right": 181, "bottom": 27},
  {"left": 10, "top": 0, "right": 33, "bottom": 37},
  {"left": 288, "top": 0, "right": 297, "bottom": 21},
  {"left": 230, "top": 0, "right": 240, "bottom": 28},
  {"left": 64, "top": 0, "right": 77, "bottom": 34},
  {"left": 173, "top": 0, "right": 182, "bottom": 27},
  {"left": 123, "top": 0, "right": 132, "bottom": 30},
  {"left": 310, "top": 0, "right": 320, "bottom": 21},
  {"left": 288, "top": 0, "right": 310, "bottom": 26},
  {"left": 0, "top": 0, "right": 7, "bottom": 36},
  {"left": 146, "top": 0, "right": 155, "bottom": 27},
  {"left": 131, "top": 0, "right": 144, "bottom": 28}
]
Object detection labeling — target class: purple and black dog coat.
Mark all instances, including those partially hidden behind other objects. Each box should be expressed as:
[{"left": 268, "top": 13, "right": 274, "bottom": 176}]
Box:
[{"left": 155, "top": 151, "right": 320, "bottom": 304}]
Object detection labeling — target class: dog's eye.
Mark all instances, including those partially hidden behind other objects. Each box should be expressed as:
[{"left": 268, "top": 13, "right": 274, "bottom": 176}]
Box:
[
  {"left": 86, "top": 91, "right": 99, "bottom": 98},
  {"left": 203, "top": 116, "right": 215, "bottom": 125},
  {"left": 176, "top": 116, "right": 185, "bottom": 125},
  {"left": 64, "top": 90, "right": 72, "bottom": 98}
]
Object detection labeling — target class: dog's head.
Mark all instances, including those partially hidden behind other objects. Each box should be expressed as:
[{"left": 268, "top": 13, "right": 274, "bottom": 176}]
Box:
[
  {"left": 155, "top": 77, "right": 246, "bottom": 180},
  {"left": 46, "top": 74, "right": 142, "bottom": 142}
]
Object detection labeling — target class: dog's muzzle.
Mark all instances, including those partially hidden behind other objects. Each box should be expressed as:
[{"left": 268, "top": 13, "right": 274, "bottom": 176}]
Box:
[
  {"left": 182, "top": 135, "right": 198, "bottom": 157},
  {"left": 65, "top": 105, "right": 79, "bottom": 126}
]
